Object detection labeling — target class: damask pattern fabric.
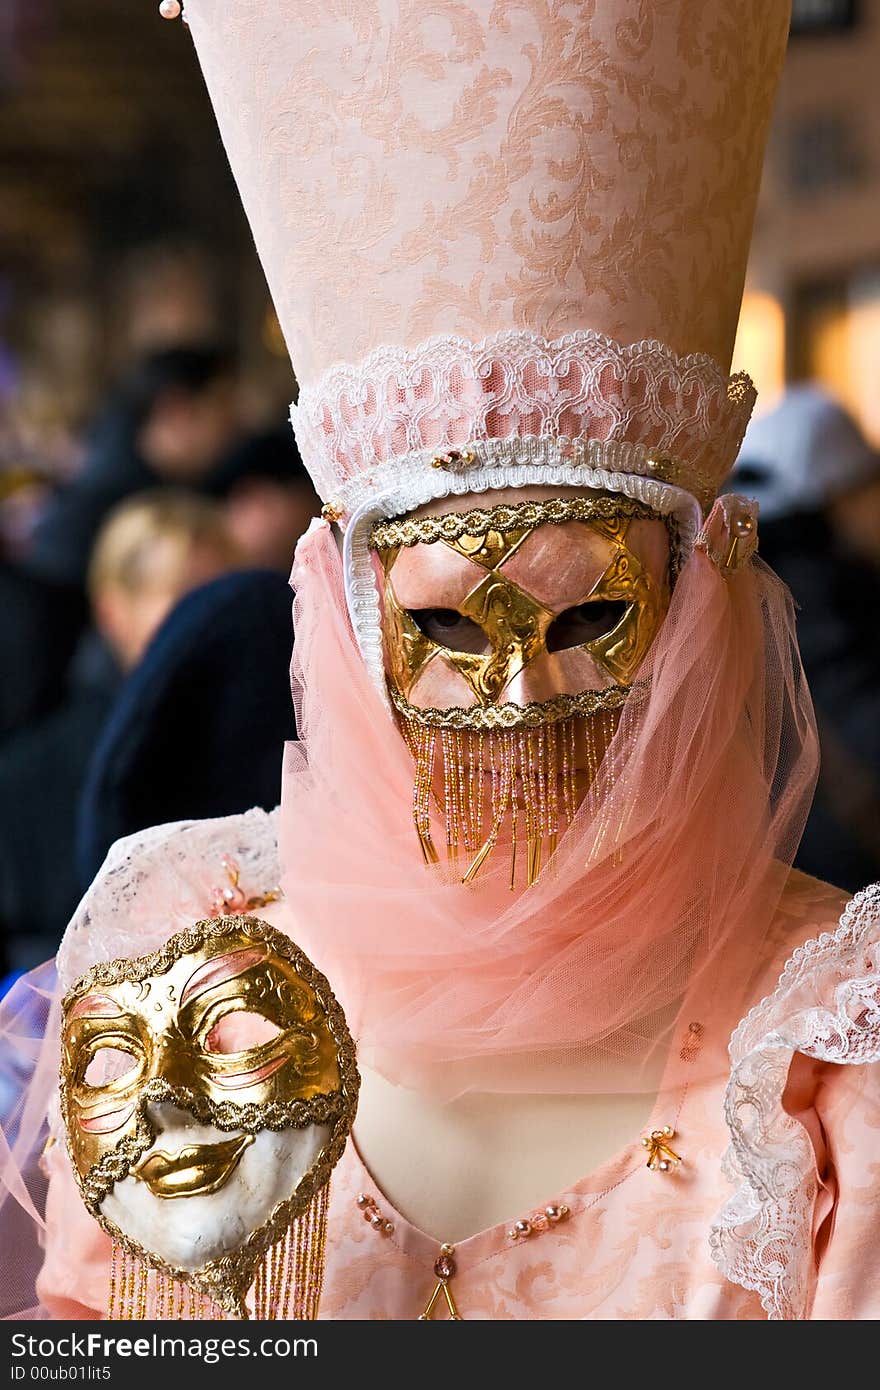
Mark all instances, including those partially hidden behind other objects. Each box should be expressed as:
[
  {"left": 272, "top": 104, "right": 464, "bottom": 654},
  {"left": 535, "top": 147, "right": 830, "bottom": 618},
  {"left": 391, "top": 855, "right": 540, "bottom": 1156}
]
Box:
[{"left": 184, "top": 0, "right": 789, "bottom": 384}]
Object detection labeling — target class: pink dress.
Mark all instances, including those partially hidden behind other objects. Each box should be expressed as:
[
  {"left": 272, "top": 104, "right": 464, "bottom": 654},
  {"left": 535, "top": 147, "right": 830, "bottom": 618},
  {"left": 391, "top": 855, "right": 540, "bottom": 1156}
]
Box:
[
  {"left": 37, "top": 870, "right": 880, "bottom": 1321},
  {"left": 319, "top": 1106, "right": 766, "bottom": 1321}
]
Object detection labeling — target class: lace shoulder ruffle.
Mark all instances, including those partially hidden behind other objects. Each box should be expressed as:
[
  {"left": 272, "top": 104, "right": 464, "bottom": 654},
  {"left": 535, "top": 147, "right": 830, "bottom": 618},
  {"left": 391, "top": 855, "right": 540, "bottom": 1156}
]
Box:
[
  {"left": 56, "top": 807, "right": 280, "bottom": 991},
  {"left": 710, "top": 881, "right": 880, "bottom": 1319}
]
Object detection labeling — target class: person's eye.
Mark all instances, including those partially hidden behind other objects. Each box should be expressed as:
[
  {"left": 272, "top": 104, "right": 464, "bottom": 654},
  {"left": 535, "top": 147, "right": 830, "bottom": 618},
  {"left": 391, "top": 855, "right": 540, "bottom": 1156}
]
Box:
[
  {"left": 202, "top": 1010, "right": 284, "bottom": 1055},
  {"left": 408, "top": 608, "right": 490, "bottom": 654},
  {"left": 546, "top": 600, "right": 629, "bottom": 652}
]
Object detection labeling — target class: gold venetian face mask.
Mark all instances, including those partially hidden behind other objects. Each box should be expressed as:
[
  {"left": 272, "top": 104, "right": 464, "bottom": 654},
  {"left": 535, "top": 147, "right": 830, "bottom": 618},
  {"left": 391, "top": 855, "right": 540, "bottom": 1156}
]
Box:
[
  {"left": 372, "top": 493, "right": 671, "bottom": 721},
  {"left": 370, "top": 492, "right": 672, "bottom": 883},
  {"left": 60, "top": 916, "right": 358, "bottom": 1318}
]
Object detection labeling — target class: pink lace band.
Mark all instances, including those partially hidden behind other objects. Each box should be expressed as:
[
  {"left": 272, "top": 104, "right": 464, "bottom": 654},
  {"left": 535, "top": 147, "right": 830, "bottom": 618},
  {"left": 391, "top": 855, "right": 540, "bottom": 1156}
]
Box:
[{"left": 291, "top": 330, "right": 756, "bottom": 518}]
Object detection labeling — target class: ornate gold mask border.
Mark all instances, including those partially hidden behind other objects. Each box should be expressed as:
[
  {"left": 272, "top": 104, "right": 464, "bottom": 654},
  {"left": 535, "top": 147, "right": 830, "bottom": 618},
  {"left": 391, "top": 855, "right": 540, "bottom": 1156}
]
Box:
[
  {"left": 369, "top": 494, "right": 664, "bottom": 551},
  {"left": 388, "top": 680, "right": 645, "bottom": 731}
]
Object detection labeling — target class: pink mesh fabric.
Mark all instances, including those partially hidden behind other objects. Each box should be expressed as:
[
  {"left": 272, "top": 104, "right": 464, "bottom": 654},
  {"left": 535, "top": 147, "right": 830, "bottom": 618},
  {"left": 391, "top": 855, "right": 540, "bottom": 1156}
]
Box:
[
  {"left": 279, "top": 519, "right": 819, "bottom": 1098},
  {"left": 0, "top": 963, "right": 58, "bottom": 1319}
]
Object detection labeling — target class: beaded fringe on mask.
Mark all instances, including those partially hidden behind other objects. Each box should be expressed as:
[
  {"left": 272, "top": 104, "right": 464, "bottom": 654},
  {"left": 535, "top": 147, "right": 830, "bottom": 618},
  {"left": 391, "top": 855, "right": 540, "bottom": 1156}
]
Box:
[
  {"left": 402, "top": 711, "right": 618, "bottom": 888},
  {"left": 106, "top": 1180, "right": 330, "bottom": 1320}
]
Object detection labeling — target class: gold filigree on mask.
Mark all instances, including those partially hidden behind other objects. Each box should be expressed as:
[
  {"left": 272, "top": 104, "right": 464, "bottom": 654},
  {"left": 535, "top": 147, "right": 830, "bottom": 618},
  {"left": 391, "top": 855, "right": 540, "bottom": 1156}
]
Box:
[
  {"left": 457, "top": 575, "right": 554, "bottom": 703},
  {"left": 382, "top": 582, "right": 436, "bottom": 701},
  {"left": 62, "top": 920, "right": 344, "bottom": 1187},
  {"left": 388, "top": 682, "right": 634, "bottom": 731},
  {"left": 370, "top": 495, "right": 659, "bottom": 549},
  {"left": 371, "top": 496, "right": 670, "bottom": 730},
  {"left": 583, "top": 545, "right": 661, "bottom": 685},
  {"left": 445, "top": 523, "right": 532, "bottom": 570}
]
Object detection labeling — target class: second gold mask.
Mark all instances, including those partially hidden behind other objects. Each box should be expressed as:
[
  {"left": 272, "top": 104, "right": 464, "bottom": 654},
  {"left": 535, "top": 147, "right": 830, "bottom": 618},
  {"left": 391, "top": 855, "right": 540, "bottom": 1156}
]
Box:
[{"left": 60, "top": 915, "right": 358, "bottom": 1315}]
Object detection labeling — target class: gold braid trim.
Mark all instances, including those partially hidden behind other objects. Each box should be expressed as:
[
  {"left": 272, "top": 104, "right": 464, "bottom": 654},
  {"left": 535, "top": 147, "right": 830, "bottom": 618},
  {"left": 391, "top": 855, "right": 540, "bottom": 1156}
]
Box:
[
  {"left": 389, "top": 680, "right": 643, "bottom": 731},
  {"left": 370, "top": 495, "right": 659, "bottom": 550}
]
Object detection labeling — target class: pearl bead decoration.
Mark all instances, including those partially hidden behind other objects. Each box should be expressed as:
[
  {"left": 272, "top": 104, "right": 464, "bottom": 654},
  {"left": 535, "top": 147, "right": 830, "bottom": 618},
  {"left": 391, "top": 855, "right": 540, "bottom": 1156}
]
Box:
[
  {"left": 642, "top": 1124, "right": 683, "bottom": 1173},
  {"left": 508, "top": 1201, "right": 570, "bottom": 1241},
  {"left": 158, "top": 0, "right": 182, "bottom": 17},
  {"left": 356, "top": 1192, "right": 394, "bottom": 1235}
]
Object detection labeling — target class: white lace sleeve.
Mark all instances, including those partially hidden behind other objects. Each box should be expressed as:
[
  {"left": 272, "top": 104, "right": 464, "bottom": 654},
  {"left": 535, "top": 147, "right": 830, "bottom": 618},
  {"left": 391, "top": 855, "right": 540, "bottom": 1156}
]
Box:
[
  {"left": 55, "top": 807, "right": 280, "bottom": 992},
  {"left": 710, "top": 882, "right": 880, "bottom": 1320}
]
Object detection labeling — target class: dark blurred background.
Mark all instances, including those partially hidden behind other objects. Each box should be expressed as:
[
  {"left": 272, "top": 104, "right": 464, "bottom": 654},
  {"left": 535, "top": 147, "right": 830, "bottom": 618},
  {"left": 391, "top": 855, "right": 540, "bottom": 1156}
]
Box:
[
  {"left": 0, "top": 0, "right": 879, "bottom": 979},
  {"left": 0, "top": 0, "right": 316, "bottom": 977}
]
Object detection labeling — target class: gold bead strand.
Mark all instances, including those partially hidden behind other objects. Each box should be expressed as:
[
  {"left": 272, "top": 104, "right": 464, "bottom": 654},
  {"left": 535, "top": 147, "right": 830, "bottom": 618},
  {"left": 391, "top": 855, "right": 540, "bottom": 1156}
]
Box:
[
  {"left": 509, "top": 730, "right": 519, "bottom": 891},
  {"left": 560, "top": 716, "right": 573, "bottom": 825},
  {"left": 119, "top": 1248, "right": 132, "bottom": 1320},
  {"left": 546, "top": 719, "right": 559, "bottom": 860},
  {"left": 280, "top": 1224, "right": 294, "bottom": 1322},
  {"left": 107, "top": 1243, "right": 120, "bottom": 1320},
  {"left": 304, "top": 1182, "right": 330, "bottom": 1319},
  {"left": 465, "top": 729, "right": 481, "bottom": 853},
  {"left": 410, "top": 721, "right": 438, "bottom": 864},
  {"left": 520, "top": 728, "right": 541, "bottom": 886},
  {"left": 440, "top": 730, "right": 457, "bottom": 862},
  {"left": 454, "top": 730, "right": 466, "bottom": 856}
]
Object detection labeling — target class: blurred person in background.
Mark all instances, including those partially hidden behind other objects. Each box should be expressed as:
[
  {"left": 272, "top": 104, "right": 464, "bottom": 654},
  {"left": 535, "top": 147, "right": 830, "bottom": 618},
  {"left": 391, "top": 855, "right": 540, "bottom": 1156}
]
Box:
[
  {"left": 25, "top": 343, "right": 240, "bottom": 591},
  {"left": 106, "top": 241, "right": 227, "bottom": 366},
  {"left": 207, "top": 426, "right": 320, "bottom": 571},
  {"left": 731, "top": 385, "right": 880, "bottom": 890},
  {"left": 77, "top": 566, "right": 297, "bottom": 890},
  {"left": 87, "top": 489, "right": 240, "bottom": 669},
  {"left": 0, "top": 490, "right": 240, "bottom": 977},
  {"left": 0, "top": 344, "right": 241, "bottom": 737}
]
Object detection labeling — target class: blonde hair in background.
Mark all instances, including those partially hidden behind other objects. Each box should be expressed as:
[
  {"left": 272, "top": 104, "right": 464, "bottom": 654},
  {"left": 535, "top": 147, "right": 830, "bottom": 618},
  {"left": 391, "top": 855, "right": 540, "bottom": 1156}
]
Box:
[{"left": 87, "top": 489, "right": 238, "bottom": 601}]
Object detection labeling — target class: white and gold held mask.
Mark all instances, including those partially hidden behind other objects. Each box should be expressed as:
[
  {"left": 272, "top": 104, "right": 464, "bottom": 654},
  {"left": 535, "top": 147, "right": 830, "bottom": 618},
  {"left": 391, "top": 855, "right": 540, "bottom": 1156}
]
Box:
[
  {"left": 60, "top": 916, "right": 358, "bottom": 1319},
  {"left": 371, "top": 493, "right": 673, "bottom": 884}
]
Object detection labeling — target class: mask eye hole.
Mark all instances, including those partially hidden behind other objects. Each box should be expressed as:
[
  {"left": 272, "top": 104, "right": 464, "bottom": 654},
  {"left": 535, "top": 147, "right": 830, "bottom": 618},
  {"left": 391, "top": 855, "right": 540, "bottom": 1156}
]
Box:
[
  {"left": 546, "top": 600, "right": 629, "bottom": 653},
  {"left": 407, "top": 608, "right": 490, "bottom": 655},
  {"left": 204, "top": 1011, "right": 283, "bottom": 1054},
  {"left": 83, "top": 1047, "right": 140, "bottom": 1088}
]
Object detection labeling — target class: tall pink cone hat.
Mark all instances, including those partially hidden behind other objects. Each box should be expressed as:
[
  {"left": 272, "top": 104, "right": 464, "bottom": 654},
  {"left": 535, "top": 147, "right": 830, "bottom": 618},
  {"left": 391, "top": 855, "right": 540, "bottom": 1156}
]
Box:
[{"left": 174, "top": 0, "right": 819, "bottom": 1100}]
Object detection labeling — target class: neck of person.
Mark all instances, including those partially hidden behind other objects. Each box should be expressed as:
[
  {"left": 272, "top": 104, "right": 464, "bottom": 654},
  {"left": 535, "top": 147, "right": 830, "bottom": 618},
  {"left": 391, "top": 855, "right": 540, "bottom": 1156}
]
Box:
[{"left": 351, "top": 1052, "right": 668, "bottom": 1245}]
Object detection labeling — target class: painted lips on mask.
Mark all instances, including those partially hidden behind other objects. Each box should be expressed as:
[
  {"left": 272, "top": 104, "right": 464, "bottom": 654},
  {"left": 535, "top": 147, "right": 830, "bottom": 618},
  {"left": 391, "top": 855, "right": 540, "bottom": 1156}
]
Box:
[{"left": 133, "top": 1131, "right": 255, "bottom": 1198}]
